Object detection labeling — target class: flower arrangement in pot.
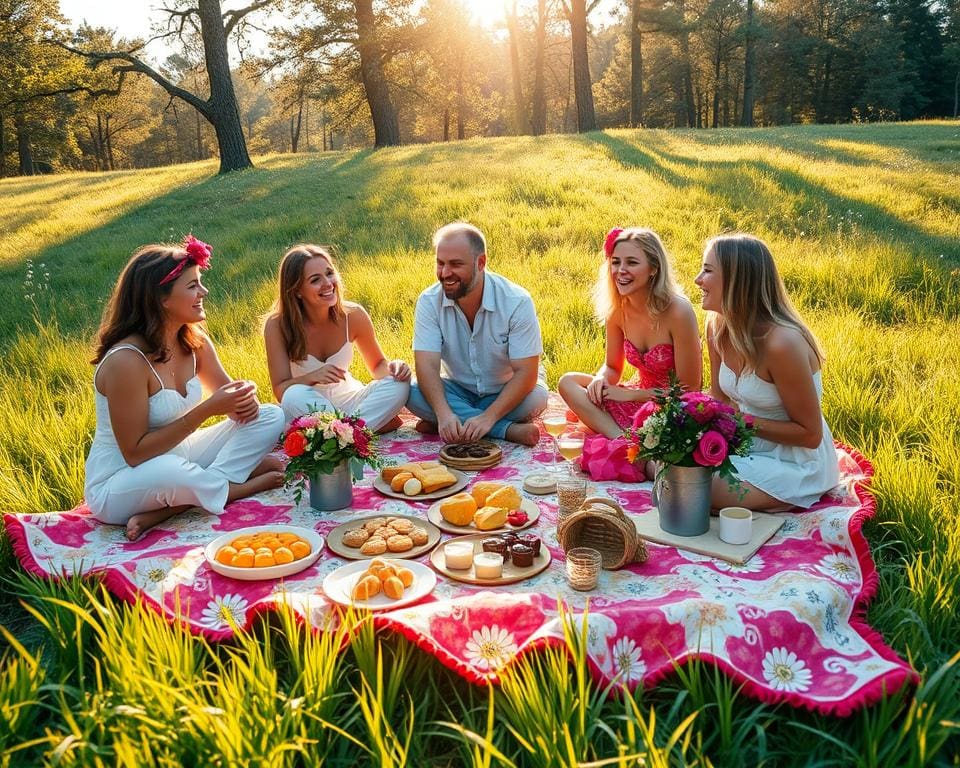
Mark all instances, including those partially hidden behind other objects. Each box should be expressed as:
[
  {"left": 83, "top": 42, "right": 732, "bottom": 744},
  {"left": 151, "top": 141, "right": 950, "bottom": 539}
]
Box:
[
  {"left": 623, "top": 378, "right": 755, "bottom": 536},
  {"left": 282, "top": 409, "right": 383, "bottom": 511}
]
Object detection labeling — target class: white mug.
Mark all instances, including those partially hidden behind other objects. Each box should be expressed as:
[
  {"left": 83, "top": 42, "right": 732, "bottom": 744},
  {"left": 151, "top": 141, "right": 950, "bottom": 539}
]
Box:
[{"left": 719, "top": 506, "right": 753, "bottom": 545}]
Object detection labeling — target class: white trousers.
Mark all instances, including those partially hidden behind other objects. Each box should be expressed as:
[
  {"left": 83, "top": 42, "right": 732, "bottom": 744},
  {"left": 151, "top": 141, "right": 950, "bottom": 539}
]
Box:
[
  {"left": 281, "top": 377, "right": 409, "bottom": 431},
  {"left": 88, "top": 404, "right": 284, "bottom": 525}
]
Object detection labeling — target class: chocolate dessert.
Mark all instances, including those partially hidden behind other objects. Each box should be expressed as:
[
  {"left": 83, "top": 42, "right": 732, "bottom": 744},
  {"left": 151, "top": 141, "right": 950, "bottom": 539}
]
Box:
[
  {"left": 517, "top": 534, "right": 541, "bottom": 557},
  {"left": 481, "top": 537, "right": 509, "bottom": 562},
  {"left": 510, "top": 543, "right": 534, "bottom": 568}
]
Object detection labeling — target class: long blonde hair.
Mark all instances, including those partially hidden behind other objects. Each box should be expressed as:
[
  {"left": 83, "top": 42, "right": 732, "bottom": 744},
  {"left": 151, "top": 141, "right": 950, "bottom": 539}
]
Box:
[
  {"left": 706, "top": 233, "right": 824, "bottom": 371},
  {"left": 592, "top": 227, "right": 683, "bottom": 323},
  {"left": 267, "top": 244, "right": 346, "bottom": 363}
]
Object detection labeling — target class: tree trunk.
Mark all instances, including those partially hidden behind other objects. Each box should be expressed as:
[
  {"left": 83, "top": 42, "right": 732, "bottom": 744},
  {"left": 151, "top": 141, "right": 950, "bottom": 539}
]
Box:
[
  {"left": 569, "top": 0, "right": 597, "bottom": 132},
  {"left": 354, "top": 0, "right": 401, "bottom": 147},
  {"left": 0, "top": 111, "right": 5, "bottom": 177},
  {"left": 291, "top": 99, "right": 303, "bottom": 152},
  {"left": 676, "top": 0, "right": 696, "bottom": 127},
  {"left": 954, "top": 70, "right": 958, "bottom": 118},
  {"left": 15, "top": 114, "right": 33, "bottom": 175},
  {"left": 531, "top": 0, "right": 547, "bottom": 135},
  {"left": 740, "top": 0, "right": 755, "bottom": 126},
  {"left": 456, "top": 58, "right": 466, "bottom": 140},
  {"left": 443, "top": 108, "right": 450, "bottom": 141},
  {"left": 506, "top": 2, "right": 527, "bottom": 134},
  {"left": 197, "top": 0, "right": 252, "bottom": 172},
  {"left": 712, "top": 31, "right": 722, "bottom": 128},
  {"left": 105, "top": 114, "right": 115, "bottom": 170},
  {"left": 630, "top": 0, "right": 644, "bottom": 127}
]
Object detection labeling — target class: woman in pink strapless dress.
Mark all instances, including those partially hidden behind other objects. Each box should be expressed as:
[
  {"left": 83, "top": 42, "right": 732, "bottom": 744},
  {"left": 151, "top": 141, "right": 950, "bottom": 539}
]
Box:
[{"left": 559, "top": 228, "right": 702, "bottom": 441}]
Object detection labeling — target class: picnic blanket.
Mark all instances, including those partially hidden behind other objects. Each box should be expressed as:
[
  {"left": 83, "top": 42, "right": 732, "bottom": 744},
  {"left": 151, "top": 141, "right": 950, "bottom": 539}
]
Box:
[{"left": 3, "top": 409, "right": 916, "bottom": 715}]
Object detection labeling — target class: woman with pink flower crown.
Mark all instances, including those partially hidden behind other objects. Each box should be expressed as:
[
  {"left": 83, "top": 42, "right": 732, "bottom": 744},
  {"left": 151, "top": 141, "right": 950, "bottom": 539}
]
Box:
[
  {"left": 695, "top": 233, "right": 839, "bottom": 510},
  {"left": 85, "top": 237, "right": 285, "bottom": 541},
  {"left": 559, "top": 228, "right": 701, "bottom": 478}
]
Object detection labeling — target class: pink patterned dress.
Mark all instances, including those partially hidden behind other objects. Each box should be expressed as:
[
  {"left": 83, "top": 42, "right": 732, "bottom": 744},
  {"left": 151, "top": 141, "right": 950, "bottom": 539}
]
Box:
[{"left": 604, "top": 340, "right": 675, "bottom": 429}]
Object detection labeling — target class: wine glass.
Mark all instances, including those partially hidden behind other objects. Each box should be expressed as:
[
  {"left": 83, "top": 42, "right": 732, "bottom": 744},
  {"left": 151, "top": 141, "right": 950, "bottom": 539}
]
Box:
[
  {"left": 542, "top": 415, "right": 567, "bottom": 474},
  {"left": 557, "top": 432, "right": 585, "bottom": 476}
]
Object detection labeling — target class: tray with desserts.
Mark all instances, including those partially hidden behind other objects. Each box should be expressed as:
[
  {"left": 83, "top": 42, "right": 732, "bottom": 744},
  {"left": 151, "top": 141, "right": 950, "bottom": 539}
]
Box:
[
  {"left": 426, "top": 481, "right": 540, "bottom": 535},
  {"left": 322, "top": 557, "right": 436, "bottom": 611},
  {"left": 326, "top": 514, "right": 442, "bottom": 560},
  {"left": 374, "top": 461, "right": 468, "bottom": 500},
  {"left": 438, "top": 440, "right": 503, "bottom": 471},
  {"left": 429, "top": 532, "right": 551, "bottom": 586}
]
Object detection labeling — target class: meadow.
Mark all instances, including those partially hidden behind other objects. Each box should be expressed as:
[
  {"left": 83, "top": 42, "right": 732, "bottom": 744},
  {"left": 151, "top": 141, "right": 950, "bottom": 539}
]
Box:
[{"left": 1, "top": 121, "right": 959, "bottom": 766}]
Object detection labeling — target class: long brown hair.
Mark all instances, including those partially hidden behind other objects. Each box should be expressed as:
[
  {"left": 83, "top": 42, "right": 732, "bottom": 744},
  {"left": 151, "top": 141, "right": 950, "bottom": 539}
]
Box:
[
  {"left": 592, "top": 227, "right": 683, "bottom": 323},
  {"left": 92, "top": 244, "right": 205, "bottom": 364},
  {"left": 268, "top": 244, "right": 346, "bottom": 362},
  {"left": 706, "top": 233, "right": 824, "bottom": 371}
]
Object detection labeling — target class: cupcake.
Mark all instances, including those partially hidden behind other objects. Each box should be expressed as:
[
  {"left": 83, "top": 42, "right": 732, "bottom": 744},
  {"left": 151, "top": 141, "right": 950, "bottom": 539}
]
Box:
[
  {"left": 510, "top": 543, "right": 534, "bottom": 568},
  {"left": 517, "top": 534, "right": 541, "bottom": 557},
  {"left": 481, "top": 537, "right": 509, "bottom": 562}
]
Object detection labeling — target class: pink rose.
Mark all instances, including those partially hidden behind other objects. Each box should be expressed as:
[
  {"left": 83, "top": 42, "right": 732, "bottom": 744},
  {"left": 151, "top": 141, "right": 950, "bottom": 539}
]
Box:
[
  {"left": 693, "top": 430, "right": 728, "bottom": 466},
  {"left": 715, "top": 414, "right": 737, "bottom": 440},
  {"left": 631, "top": 400, "right": 659, "bottom": 429},
  {"left": 681, "top": 392, "right": 720, "bottom": 424}
]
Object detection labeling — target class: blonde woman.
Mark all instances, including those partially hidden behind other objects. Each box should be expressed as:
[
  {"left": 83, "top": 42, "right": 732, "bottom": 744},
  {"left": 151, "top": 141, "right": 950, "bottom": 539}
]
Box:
[
  {"left": 264, "top": 244, "right": 410, "bottom": 432},
  {"left": 559, "top": 227, "right": 701, "bottom": 439},
  {"left": 695, "top": 233, "right": 839, "bottom": 510}
]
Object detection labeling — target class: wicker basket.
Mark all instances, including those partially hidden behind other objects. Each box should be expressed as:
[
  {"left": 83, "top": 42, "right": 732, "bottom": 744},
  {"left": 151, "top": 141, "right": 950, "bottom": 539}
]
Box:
[{"left": 556, "top": 496, "right": 648, "bottom": 569}]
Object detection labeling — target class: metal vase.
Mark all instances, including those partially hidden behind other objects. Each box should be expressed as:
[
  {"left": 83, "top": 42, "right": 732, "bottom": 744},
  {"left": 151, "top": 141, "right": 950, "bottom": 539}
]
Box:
[
  {"left": 656, "top": 464, "right": 712, "bottom": 536},
  {"left": 309, "top": 460, "right": 353, "bottom": 512}
]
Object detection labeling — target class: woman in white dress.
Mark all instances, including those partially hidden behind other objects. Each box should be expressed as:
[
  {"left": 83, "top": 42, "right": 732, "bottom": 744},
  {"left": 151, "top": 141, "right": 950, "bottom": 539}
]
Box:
[
  {"left": 695, "top": 234, "right": 839, "bottom": 510},
  {"left": 85, "top": 237, "right": 285, "bottom": 541},
  {"left": 264, "top": 244, "right": 410, "bottom": 431}
]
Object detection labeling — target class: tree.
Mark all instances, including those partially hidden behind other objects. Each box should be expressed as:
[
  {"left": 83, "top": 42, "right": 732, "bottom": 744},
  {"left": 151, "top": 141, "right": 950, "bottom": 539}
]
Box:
[
  {"left": 563, "top": 0, "right": 601, "bottom": 131},
  {"left": 531, "top": 0, "right": 551, "bottom": 134},
  {"left": 64, "top": 0, "right": 276, "bottom": 173},
  {"left": 740, "top": 0, "right": 756, "bottom": 124},
  {"left": 505, "top": 0, "right": 528, "bottom": 133}
]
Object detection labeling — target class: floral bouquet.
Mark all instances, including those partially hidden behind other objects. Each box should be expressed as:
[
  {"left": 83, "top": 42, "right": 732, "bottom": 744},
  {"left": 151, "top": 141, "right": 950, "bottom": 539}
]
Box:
[
  {"left": 623, "top": 378, "right": 756, "bottom": 488},
  {"left": 282, "top": 409, "right": 382, "bottom": 503}
]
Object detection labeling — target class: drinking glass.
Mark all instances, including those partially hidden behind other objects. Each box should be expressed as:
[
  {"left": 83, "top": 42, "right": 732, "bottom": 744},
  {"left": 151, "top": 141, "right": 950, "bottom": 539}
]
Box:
[
  {"left": 556, "top": 432, "right": 584, "bottom": 476},
  {"left": 565, "top": 547, "right": 602, "bottom": 591},
  {"left": 542, "top": 415, "right": 567, "bottom": 474}
]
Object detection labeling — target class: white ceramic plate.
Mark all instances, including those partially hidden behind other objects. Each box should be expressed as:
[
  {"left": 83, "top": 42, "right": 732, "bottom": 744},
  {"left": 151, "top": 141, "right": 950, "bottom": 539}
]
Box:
[
  {"left": 322, "top": 559, "right": 436, "bottom": 611},
  {"left": 427, "top": 497, "right": 540, "bottom": 535},
  {"left": 373, "top": 468, "right": 469, "bottom": 501},
  {"left": 204, "top": 525, "right": 324, "bottom": 581}
]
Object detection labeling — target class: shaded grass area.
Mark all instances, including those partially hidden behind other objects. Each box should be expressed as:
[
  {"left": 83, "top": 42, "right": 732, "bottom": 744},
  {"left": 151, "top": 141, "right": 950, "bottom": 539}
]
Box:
[{"left": 1, "top": 121, "right": 959, "bottom": 764}]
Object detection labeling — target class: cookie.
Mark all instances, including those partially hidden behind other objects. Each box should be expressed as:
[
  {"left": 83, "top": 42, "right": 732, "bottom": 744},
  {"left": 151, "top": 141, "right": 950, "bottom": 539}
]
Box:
[
  {"left": 409, "top": 526, "right": 429, "bottom": 546},
  {"left": 386, "top": 534, "right": 413, "bottom": 552},
  {"left": 363, "top": 517, "right": 387, "bottom": 532},
  {"left": 374, "top": 525, "right": 397, "bottom": 539},
  {"left": 342, "top": 527, "right": 370, "bottom": 548},
  {"left": 389, "top": 519, "right": 414, "bottom": 534},
  {"left": 360, "top": 537, "right": 387, "bottom": 555}
]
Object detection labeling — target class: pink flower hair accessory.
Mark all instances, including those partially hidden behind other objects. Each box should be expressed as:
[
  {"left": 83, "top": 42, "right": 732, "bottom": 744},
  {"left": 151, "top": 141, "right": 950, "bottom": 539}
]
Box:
[
  {"left": 159, "top": 234, "right": 213, "bottom": 285},
  {"left": 603, "top": 227, "right": 624, "bottom": 258}
]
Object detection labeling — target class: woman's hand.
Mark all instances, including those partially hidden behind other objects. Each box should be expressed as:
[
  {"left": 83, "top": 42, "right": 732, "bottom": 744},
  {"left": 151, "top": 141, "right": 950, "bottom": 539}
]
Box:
[
  {"left": 302, "top": 364, "right": 347, "bottom": 386},
  {"left": 586, "top": 376, "right": 607, "bottom": 406},
  {"left": 207, "top": 380, "right": 257, "bottom": 418},
  {"left": 387, "top": 360, "right": 411, "bottom": 381},
  {"left": 602, "top": 386, "right": 641, "bottom": 403}
]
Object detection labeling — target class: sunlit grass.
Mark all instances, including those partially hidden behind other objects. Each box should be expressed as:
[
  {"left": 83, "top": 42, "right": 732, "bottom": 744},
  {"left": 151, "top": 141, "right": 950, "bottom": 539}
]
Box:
[{"left": 1, "top": 121, "right": 959, "bottom": 764}]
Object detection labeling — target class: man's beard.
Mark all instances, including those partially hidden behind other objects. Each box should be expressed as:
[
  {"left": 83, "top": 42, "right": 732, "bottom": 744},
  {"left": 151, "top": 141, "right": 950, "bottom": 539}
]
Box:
[{"left": 442, "top": 269, "right": 475, "bottom": 300}]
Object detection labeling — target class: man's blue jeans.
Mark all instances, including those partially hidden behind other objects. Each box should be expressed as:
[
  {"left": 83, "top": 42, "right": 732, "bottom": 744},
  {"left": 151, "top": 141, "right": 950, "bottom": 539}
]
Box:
[{"left": 407, "top": 378, "right": 548, "bottom": 439}]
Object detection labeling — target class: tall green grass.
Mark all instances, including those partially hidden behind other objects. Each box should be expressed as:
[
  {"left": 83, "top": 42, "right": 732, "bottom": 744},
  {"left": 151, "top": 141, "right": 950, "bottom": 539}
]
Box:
[{"left": 1, "top": 121, "right": 959, "bottom": 764}]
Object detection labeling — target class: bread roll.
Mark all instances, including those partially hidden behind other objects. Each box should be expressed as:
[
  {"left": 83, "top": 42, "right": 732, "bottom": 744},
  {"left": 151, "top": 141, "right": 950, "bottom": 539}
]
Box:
[
  {"left": 439, "top": 492, "right": 478, "bottom": 526},
  {"left": 485, "top": 485, "right": 522, "bottom": 511},
  {"left": 391, "top": 471, "right": 414, "bottom": 492},
  {"left": 403, "top": 477, "right": 423, "bottom": 496},
  {"left": 471, "top": 481, "right": 506, "bottom": 507},
  {"left": 474, "top": 505, "right": 508, "bottom": 531},
  {"left": 351, "top": 574, "right": 382, "bottom": 601}
]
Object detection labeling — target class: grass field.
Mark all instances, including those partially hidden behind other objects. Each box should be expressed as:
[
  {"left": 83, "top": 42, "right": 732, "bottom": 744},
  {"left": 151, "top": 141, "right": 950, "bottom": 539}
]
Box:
[{"left": 1, "top": 121, "right": 959, "bottom": 765}]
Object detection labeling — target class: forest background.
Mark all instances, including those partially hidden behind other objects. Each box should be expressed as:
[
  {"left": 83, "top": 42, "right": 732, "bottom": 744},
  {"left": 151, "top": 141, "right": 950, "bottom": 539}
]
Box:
[{"left": 2, "top": 0, "right": 959, "bottom": 177}]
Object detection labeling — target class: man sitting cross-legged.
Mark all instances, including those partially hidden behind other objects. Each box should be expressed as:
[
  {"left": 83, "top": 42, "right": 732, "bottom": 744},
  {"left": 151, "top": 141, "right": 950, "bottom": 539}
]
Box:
[{"left": 407, "top": 222, "right": 548, "bottom": 446}]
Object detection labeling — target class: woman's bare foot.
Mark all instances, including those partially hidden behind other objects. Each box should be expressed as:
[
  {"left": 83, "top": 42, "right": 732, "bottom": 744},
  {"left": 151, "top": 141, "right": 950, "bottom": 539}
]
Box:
[
  {"left": 505, "top": 422, "right": 540, "bottom": 446},
  {"left": 377, "top": 415, "right": 404, "bottom": 434},
  {"left": 250, "top": 453, "right": 285, "bottom": 478},
  {"left": 125, "top": 504, "right": 191, "bottom": 542},
  {"left": 227, "top": 470, "right": 285, "bottom": 504},
  {"left": 415, "top": 420, "right": 438, "bottom": 434}
]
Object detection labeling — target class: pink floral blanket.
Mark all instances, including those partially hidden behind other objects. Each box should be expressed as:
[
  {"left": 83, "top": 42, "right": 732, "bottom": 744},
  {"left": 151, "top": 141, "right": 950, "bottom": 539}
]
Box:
[{"left": 3, "top": 410, "right": 915, "bottom": 715}]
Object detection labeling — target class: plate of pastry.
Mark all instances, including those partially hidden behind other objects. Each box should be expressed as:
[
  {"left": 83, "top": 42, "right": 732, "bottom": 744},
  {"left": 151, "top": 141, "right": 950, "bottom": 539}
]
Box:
[
  {"left": 322, "top": 558, "right": 436, "bottom": 611},
  {"left": 326, "top": 514, "right": 441, "bottom": 560},
  {"left": 429, "top": 532, "right": 551, "bottom": 586},
  {"left": 205, "top": 525, "right": 324, "bottom": 581},
  {"left": 438, "top": 440, "right": 503, "bottom": 471},
  {"left": 374, "top": 461, "right": 468, "bottom": 501},
  {"left": 426, "top": 481, "right": 540, "bottom": 535}
]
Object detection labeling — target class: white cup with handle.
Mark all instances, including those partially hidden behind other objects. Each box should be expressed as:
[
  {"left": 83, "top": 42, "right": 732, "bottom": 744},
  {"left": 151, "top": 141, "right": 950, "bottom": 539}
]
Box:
[{"left": 719, "top": 507, "right": 753, "bottom": 545}]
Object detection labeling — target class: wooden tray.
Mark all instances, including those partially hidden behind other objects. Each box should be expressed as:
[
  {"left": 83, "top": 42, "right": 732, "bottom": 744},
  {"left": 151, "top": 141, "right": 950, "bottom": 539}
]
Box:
[
  {"left": 439, "top": 440, "right": 503, "bottom": 471},
  {"left": 427, "top": 497, "right": 540, "bottom": 535},
  {"left": 326, "top": 514, "right": 441, "bottom": 560},
  {"left": 373, "top": 468, "right": 468, "bottom": 501},
  {"left": 430, "top": 533, "right": 551, "bottom": 586}
]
